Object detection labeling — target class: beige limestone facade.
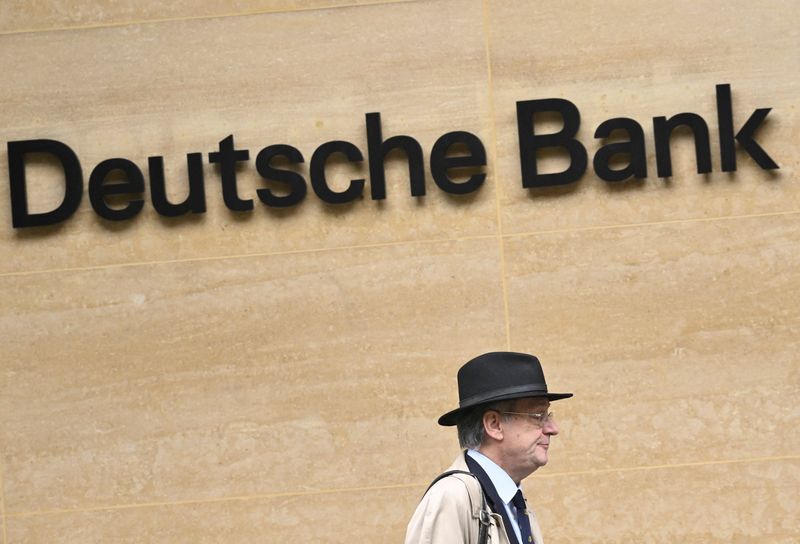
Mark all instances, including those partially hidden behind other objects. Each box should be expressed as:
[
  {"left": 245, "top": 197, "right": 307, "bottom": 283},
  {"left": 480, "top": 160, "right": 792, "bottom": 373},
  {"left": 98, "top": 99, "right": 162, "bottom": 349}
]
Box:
[{"left": 1, "top": 1, "right": 798, "bottom": 542}]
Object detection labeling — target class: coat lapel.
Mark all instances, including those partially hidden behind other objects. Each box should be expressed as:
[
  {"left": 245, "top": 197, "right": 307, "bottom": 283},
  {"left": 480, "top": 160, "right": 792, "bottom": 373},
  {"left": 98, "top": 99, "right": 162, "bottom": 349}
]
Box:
[{"left": 464, "top": 453, "right": 521, "bottom": 544}]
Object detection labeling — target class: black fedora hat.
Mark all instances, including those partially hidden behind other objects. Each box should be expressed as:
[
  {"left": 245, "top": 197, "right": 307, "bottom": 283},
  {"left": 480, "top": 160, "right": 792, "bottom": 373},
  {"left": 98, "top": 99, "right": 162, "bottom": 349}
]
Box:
[{"left": 438, "top": 352, "right": 573, "bottom": 426}]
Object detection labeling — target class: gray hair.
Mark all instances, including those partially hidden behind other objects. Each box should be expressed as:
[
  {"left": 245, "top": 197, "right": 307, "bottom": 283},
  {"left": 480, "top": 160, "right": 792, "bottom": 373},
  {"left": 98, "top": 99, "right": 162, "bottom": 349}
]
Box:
[{"left": 456, "top": 400, "right": 513, "bottom": 449}]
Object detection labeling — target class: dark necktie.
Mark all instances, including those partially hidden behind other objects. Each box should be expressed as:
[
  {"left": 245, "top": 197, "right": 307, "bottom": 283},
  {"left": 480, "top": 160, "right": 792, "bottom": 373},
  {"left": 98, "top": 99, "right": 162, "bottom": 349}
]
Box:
[{"left": 512, "top": 489, "right": 534, "bottom": 544}]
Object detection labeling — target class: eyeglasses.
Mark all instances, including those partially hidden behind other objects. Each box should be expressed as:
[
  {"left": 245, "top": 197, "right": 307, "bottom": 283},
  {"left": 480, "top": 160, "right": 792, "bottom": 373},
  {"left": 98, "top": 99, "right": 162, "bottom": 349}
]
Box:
[{"left": 498, "top": 411, "right": 554, "bottom": 427}]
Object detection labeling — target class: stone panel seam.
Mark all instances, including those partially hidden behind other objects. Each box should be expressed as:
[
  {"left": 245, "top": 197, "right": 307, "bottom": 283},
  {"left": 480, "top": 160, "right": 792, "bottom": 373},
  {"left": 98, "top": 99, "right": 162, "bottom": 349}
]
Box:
[
  {"left": 502, "top": 209, "right": 800, "bottom": 241},
  {"left": 4, "top": 481, "right": 418, "bottom": 519},
  {"left": 5, "top": 454, "right": 798, "bottom": 519},
  {"left": 0, "top": 0, "right": 420, "bottom": 37},
  {"left": 481, "top": 0, "right": 511, "bottom": 350},
  {"left": 2, "top": 210, "right": 798, "bottom": 279},
  {"left": 0, "top": 233, "right": 499, "bottom": 279},
  {"left": 533, "top": 454, "right": 800, "bottom": 478},
  {"left": 0, "top": 460, "right": 7, "bottom": 544}
]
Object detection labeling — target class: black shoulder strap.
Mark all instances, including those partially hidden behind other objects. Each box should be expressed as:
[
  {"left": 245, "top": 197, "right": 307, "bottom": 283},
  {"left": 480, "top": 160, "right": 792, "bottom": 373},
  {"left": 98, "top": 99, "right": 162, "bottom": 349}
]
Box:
[{"left": 424, "top": 470, "right": 491, "bottom": 544}]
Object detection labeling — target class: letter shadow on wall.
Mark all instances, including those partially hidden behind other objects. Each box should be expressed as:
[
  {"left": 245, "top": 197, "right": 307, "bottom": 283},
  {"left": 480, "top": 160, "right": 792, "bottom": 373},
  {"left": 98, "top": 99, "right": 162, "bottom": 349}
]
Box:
[
  {"left": 524, "top": 142, "right": 585, "bottom": 200},
  {"left": 726, "top": 116, "right": 781, "bottom": 182},
  {"left": 433, "top": 140, "right": 484, "bottom": 207},
  {"left": 212, "top": 159, "right": 256, "bottom": 224},
  {"left": 90, "top": 165, "right": 146, "bottom": 233},
  {"left": 314, "top": 152, "right": 365, "bottom": 217}
]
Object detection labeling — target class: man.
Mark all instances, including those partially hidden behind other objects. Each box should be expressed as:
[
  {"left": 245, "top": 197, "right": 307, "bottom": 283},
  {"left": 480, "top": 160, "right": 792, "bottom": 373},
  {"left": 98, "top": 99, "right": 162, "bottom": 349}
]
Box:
[{"left": 405, "top": 352, "right": 572, "bottom": 544}]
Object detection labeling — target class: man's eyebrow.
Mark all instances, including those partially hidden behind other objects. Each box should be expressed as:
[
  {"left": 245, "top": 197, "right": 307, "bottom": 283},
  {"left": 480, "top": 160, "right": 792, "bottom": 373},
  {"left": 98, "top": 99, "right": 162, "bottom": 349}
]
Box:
[{"left": 523, "top": 404, "right": 550, "bottom": 411}]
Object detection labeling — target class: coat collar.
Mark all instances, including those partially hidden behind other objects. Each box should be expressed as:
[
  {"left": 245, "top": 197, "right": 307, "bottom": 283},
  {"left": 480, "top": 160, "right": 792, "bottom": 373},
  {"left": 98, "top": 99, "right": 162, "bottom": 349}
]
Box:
[
  {"left": 464, "top": 452, "right": 521, "bottom": 544},
  {"left": 466, "top": 449, "right": 521, "bottom": 506},
  {"left": 444, "top": 451, "right": 546, "bottom": 544}
]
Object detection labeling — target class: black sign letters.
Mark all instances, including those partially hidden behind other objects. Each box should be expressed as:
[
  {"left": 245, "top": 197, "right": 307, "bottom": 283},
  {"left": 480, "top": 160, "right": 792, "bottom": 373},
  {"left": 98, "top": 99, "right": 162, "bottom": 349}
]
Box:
[{"left": 5, "top": 84, "right": 778, "bottom": 229}]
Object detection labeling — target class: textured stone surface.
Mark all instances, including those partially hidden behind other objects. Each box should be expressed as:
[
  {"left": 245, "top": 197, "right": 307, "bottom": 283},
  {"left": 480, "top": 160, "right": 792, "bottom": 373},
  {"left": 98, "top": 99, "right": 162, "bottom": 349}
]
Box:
[
  {"left": 4, "top": 485, "right": 422, "bottom": 543},
  {"left": 505, "top": 214, "right": 800, "bottom": 474},
  {"left": 1, "top": 0, "right": 798, "bottom": 542},
  {"left": 0, "top": 0, "right": 416, "bottom": 33},
  {"left": 0, "top": 238, "right": 505, "bottom": 512},
  {"left": 527, "top": 458, "right": 800, "bottom": 543}
]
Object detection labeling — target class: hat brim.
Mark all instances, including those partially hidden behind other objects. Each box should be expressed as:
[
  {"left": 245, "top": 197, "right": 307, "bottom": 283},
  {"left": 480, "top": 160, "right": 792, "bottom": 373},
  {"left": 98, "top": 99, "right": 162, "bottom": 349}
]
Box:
[{"left": 437, "top": 391, "right": 573, "bottom": 426}]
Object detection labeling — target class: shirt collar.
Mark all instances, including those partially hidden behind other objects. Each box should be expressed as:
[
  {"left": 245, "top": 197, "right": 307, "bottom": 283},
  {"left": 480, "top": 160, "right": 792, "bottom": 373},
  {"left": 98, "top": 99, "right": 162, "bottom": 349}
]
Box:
[{"left": 466, "top": 449, "right": 520, "bottom": 505}]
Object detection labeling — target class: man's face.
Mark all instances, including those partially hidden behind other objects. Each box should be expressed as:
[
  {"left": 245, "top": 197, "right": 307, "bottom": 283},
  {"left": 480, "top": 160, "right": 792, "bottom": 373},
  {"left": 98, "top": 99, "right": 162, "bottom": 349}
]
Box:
[{"left": 497, "top": 396, "right": 559, "bottom": 482}]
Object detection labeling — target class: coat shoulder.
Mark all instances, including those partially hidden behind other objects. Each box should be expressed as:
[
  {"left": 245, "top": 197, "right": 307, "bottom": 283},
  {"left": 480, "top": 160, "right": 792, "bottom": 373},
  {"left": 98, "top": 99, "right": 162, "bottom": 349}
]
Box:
[
  {"left": 405, "top": 472, "right": 484, "bottom": 544},
  {"left": 427, "top": 472, "right": 480, "bottom": 506}
]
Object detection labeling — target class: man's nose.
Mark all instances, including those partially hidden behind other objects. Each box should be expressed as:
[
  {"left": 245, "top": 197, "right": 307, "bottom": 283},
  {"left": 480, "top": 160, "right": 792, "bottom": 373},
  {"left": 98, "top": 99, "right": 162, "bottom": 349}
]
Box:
[{"left": 543, "top": 416, "right": 559, "bottom": 435}]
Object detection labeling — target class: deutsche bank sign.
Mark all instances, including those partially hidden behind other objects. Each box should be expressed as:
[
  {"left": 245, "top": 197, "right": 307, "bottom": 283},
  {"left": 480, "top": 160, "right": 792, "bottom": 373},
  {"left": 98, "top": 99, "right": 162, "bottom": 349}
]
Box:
[{"left": 6, "top": 84, "right": 778, "bottom": 229}]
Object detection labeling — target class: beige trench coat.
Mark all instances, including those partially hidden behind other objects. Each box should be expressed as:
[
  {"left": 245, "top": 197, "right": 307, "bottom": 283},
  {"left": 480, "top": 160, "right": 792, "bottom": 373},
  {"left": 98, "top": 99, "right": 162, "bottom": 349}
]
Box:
[{"left": 405, "top": 453, "right": 545, "bottom": 544}]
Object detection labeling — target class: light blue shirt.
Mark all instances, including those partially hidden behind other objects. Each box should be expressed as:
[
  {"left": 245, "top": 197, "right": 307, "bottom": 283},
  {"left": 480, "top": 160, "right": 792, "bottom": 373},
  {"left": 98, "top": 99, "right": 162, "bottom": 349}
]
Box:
[{"left": 467, "top": 449, "right": 525, "bottom": 544}]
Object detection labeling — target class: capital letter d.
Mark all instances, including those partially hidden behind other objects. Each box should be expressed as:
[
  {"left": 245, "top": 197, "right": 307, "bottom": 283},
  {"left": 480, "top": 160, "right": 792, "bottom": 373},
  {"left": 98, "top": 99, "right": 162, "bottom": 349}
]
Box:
[{"left": 8, "top": 139, "right": 83, "bottom": 228}]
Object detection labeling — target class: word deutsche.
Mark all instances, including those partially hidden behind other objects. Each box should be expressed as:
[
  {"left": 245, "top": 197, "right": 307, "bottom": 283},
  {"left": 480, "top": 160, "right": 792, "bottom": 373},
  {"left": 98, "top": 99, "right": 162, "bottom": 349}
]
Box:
[{"left": 7, "top": 112, "right": 486, "bottom": 228}]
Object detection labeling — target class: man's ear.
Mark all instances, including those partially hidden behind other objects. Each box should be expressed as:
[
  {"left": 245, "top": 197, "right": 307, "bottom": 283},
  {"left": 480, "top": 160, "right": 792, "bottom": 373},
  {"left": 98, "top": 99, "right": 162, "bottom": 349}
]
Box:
[{"left": 482, "top": 410, "right": 504, "bottom": 441}]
